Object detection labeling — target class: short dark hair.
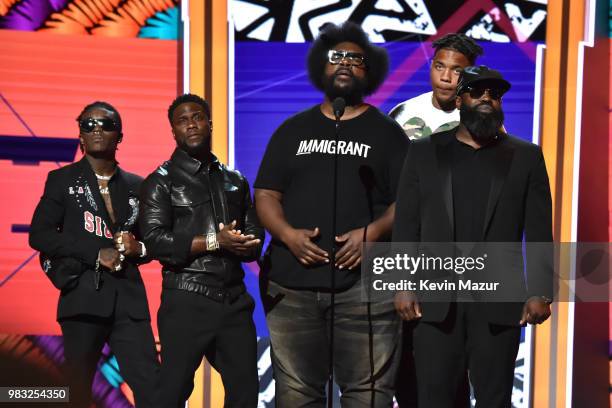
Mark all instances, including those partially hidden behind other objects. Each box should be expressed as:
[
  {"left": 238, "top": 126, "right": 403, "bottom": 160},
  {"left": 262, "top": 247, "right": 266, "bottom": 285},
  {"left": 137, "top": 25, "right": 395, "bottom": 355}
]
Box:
[
  {"left": 77, "top": 101, "right": 122, "bottom": 131},
  {"left": 306, "top": 21, "right": 389, "bottom": 96},
  {"left": 432, "top": 33, "right": 483, "bottom": 64},
  {"left": 77, "top": 101, "right": 122, "bottom": 153},
  {"left": 168, "top": 93, "right": 211, "bottom": 125}
]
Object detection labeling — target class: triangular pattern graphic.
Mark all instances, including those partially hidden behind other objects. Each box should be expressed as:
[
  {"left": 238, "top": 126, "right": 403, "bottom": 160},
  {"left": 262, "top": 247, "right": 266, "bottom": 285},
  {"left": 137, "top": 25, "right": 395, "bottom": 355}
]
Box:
[{"left": 361, "top": 0, "right": 436, "bottom": 42}]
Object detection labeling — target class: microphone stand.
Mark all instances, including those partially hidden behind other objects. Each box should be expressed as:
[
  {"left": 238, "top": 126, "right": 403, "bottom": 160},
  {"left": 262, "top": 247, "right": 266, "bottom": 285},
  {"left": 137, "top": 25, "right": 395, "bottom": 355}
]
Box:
[
  {"left": 359, "top": 166, "right": 376, "bottom": 408},
  {"left": 328, "top": 98, "right": 344, "bottom": 408}
]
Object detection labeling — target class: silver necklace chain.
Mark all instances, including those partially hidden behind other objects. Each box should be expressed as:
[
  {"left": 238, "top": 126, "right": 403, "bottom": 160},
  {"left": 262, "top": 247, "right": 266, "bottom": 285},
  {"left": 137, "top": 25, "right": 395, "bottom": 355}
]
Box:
[{"left": 95, "top": 173, "right": 112, "bottom": 181}]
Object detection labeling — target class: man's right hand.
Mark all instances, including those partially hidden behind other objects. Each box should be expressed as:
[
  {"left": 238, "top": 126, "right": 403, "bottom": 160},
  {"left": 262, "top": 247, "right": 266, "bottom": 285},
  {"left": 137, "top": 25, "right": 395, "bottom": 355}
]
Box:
[
  {"left": 394, "top": 290, "right": 422, "bottom": 321},
  {"left": 283, "top": 227, "right": 329, "bottom": 266},
  {"left": 98, "top": 248, "right": 122, "bottom": 272}
]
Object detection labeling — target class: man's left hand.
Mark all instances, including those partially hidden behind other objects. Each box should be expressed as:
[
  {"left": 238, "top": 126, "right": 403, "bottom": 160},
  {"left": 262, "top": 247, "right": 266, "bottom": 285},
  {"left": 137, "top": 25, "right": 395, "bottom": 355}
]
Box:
[
  {"left": 217, "top": 221, "right": 261, "bottom": 256},
  {"left": 519, "top": 296, "right": 552, "bottom": 326},
  {"left": 335, "top": 227, "right": 366, "bottom": 270}
]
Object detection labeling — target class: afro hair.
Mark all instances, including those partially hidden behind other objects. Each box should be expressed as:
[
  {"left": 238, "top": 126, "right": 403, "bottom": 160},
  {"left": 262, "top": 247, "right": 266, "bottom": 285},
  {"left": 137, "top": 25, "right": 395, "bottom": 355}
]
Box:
[{"left": 306, "top": 21, "right": 389, "bottom": 96}]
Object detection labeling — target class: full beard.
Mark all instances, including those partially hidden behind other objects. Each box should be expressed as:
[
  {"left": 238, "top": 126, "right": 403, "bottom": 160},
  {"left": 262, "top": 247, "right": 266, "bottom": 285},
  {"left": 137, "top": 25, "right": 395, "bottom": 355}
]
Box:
[
  {"left": 322, "top": 73, "right": 366, "bottom": 107},
  {"left": 459, "top": 103, "right": 505, "bottom": 144}
]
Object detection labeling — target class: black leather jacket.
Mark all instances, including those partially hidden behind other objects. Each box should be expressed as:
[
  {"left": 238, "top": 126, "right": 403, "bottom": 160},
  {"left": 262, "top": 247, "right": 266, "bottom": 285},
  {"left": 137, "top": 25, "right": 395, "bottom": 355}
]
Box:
[{"left": 140, "top": 148, "right": 263, "bottom": 288}]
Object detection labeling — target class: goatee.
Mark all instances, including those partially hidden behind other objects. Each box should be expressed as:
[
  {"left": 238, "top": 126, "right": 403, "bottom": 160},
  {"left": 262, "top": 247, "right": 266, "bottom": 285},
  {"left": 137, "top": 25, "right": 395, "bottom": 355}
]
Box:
[
  {"left": 459, "top": 103, "right": 505, "bottom": 144},
  {"left": 322, "top": 72, "right": 366, "bottom": 107}
]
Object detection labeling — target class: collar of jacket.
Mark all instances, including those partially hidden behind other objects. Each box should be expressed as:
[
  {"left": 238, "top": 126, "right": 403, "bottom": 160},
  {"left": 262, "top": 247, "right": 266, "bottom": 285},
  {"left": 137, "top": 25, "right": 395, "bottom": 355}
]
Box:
[
  {"left": 431, "top": 127, "right": 458, "bottom": 146},
  {"left": 75, "top": 156, "right": 137, "bottom": 232},
  {"left": 170, "top": 147, "right": 220, "bottom": 175},
  {"left": 76, "top": 156, "right": 124, "bottom": 181},
  {"left": 431, "top": 125, "right": 507, "bottom": 147}
]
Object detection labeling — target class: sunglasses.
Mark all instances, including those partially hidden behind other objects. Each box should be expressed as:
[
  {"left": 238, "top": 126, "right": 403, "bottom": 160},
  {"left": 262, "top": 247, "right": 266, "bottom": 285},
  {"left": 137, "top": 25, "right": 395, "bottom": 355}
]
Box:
[
  {"left": 464, "top": 86, "right": 505, "bottom": 100},
  {"left": 327, "top": 50, "right": 365, "bottom": 66},
  {"left": 78, "top": 118, "right": 119, "bottom": 133}
]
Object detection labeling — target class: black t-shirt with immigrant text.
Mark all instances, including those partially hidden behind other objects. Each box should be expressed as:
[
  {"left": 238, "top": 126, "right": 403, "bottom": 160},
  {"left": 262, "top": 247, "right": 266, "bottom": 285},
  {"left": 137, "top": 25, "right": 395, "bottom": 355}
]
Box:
[{"left": 255, "top": 104, "right": 409, "bottom": 290}]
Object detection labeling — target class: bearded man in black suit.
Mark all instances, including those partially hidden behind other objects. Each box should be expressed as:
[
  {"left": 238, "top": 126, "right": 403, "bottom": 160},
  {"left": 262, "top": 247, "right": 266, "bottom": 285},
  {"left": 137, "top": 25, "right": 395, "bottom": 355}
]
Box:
[{"left": 393, "top": 66, "right": 553, "bottom": 408}]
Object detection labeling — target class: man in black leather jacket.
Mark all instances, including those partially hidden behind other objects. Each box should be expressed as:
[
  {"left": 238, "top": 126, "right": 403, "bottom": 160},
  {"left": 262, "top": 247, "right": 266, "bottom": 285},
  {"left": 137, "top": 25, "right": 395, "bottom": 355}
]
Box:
[{"left": 140, "top": 93, "right": 263, "bottom": 407}]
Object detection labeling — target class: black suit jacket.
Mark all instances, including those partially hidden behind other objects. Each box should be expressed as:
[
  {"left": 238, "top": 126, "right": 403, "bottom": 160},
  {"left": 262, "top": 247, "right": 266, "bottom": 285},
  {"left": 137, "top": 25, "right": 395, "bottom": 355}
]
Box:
[
  {"left": 392, "top": 129, "right": 553, "bottom": 326},
  {"left": 29, "top": 157, "right": 150, "bottom": 321}
]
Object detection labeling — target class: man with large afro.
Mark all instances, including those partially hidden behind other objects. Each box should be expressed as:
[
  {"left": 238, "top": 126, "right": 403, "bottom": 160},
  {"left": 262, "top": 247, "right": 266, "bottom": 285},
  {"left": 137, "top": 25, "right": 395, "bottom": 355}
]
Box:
[{"left": 254, "top": 21, "right": 409, "bottom": 407}]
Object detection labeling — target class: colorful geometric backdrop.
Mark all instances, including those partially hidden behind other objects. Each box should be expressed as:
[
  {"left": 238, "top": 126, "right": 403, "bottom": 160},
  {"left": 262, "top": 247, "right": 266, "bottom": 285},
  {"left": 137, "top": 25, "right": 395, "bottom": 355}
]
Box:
[
  {"left": 5, "top": 1, "right": 603, "bottom": 407},
  {"left": 0, "top": 17, "right": 178, "bottom": 406}
]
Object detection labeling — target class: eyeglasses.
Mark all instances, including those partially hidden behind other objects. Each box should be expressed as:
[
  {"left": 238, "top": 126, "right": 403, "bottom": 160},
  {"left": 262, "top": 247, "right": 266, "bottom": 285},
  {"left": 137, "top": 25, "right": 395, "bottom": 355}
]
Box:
[
  {"left": 327, "top": 50, "right": 365, "bottom": 66},
  {"left": 78, "top": 118, "right": 119, "bottom": 133},
  {"left": 464, "top": 86, "right": 505, "bottom": 100}
]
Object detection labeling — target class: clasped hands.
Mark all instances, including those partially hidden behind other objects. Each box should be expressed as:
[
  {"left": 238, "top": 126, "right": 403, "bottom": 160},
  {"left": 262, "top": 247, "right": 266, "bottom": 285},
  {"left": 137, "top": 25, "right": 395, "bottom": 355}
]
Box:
[
  {"left": 283, "top": 226, "right": 365, "bottom": 270},
  {"left": 98, "top": 231, "right": 140, "bottom": 272},
  {"left": 216, "top": 220, "right": 261, "bottom": 256}
]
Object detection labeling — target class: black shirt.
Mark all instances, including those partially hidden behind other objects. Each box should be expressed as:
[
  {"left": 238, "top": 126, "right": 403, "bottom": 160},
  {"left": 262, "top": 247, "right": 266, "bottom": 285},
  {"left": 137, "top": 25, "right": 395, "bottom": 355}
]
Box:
[
  {"left": 451, "top": 137, "right": 497, "bottom": 242},
  {"left": 255, "top": 105, "right": 409, "bottom": 290}
]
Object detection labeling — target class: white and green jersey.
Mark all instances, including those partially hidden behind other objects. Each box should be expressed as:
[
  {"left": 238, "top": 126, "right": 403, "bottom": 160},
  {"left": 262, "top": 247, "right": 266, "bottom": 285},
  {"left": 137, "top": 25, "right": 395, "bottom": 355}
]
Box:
[{"left": 389, "top": 91, "right": 459, "bottom": 140}]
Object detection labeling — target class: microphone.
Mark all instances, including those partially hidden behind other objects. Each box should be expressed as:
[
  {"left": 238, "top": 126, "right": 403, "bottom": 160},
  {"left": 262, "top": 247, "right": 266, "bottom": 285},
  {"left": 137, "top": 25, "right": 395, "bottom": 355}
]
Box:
[{"left": 332, "top": 97, "right": 346, "bottom": 121}]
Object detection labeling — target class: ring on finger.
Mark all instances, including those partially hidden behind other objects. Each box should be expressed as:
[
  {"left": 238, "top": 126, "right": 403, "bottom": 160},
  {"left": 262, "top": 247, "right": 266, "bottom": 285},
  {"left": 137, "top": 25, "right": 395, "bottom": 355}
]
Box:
[
  {"left": 119, "top": 253, "right": 125, "bottom": 262},
  {"left": 114, "top": 264, "right": 122, "bottom": 271}
]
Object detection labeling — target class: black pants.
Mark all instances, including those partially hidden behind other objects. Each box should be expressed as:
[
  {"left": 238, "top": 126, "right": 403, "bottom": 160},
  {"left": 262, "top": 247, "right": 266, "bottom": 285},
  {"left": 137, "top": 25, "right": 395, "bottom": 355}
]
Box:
[
  {"left": 157, "top": 288, "right": 259, "bottom": 408},
  {"left": 395, "top": 322, "right": 471, "bottom": 408},
  {"left": 412, "top": 302, "right": 521, "bottom": 408},
  {"left": 59, "top": 311, "right": 159, "bottom": 407}
]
